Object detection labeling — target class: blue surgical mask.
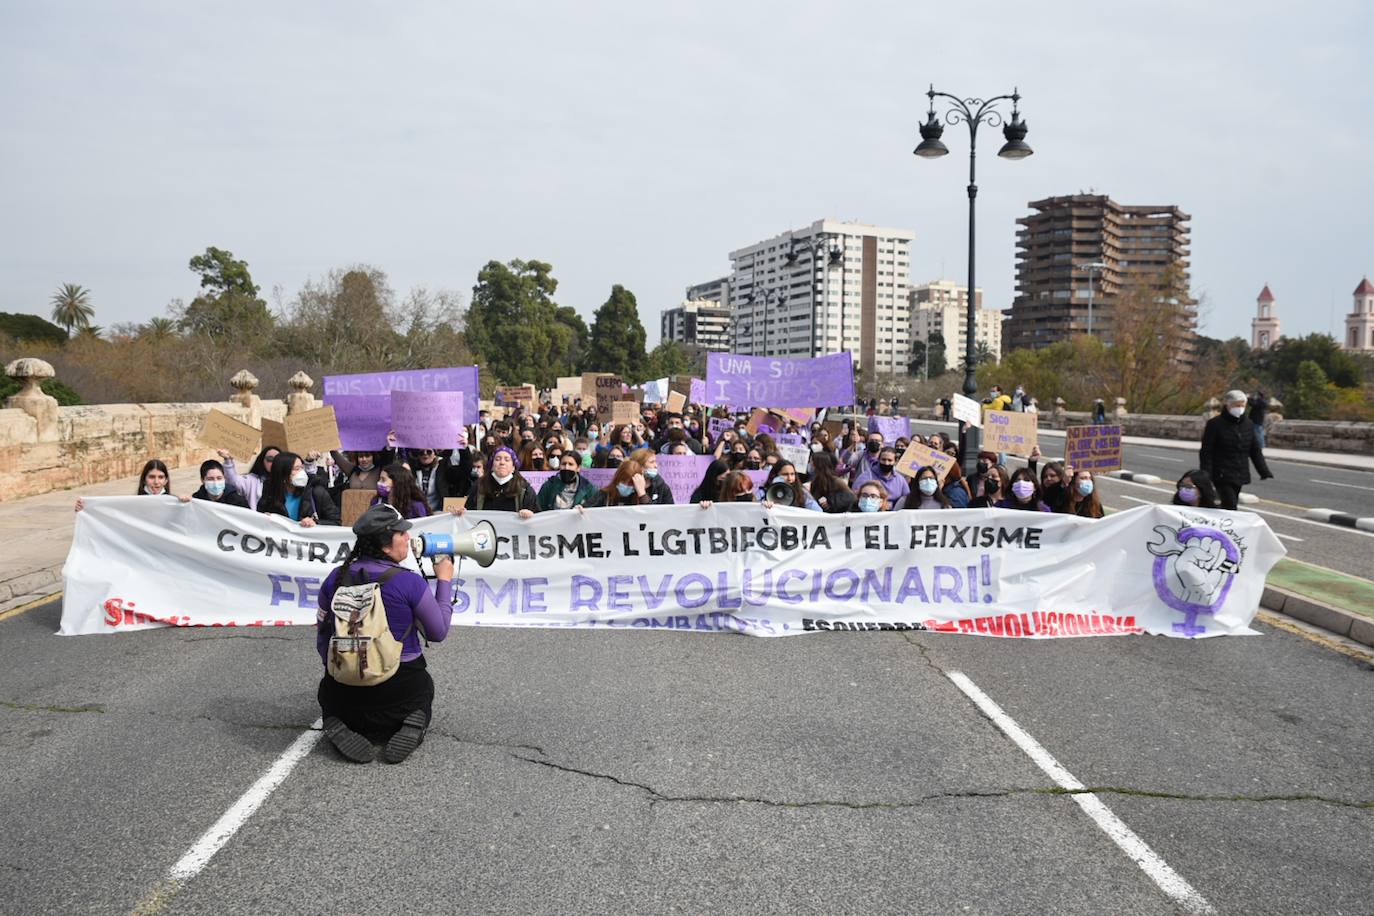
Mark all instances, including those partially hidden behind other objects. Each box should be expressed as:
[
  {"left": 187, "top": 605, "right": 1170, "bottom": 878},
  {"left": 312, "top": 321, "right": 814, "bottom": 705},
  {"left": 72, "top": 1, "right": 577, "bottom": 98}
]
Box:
[
  {"left": 858, "top": 496, "right": 881, "bottom": 513},
  {"left": 644, "top": 468, "right": 659, "bottom": 478},
  {"left": 918, "top": 478, "right": 938, "bottom": 496},
  {"left": 205, "top": 480, "right": 226, "bottom": 498},
  {"left": 588, "top": 430, "right": 600, "bottom": 440},
  {"left": 1077, "top": 480, "right": 1094, "bottom": 497},
  {"left": 616, "top": 482, "right": 635, "bottom": 497}
]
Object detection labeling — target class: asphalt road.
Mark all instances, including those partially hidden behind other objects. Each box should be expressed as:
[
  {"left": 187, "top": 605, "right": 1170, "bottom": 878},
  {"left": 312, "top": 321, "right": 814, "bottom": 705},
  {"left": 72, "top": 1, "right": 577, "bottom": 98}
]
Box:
[{"left": 4, "top": 597, "right": 1372, "bottom": 915}]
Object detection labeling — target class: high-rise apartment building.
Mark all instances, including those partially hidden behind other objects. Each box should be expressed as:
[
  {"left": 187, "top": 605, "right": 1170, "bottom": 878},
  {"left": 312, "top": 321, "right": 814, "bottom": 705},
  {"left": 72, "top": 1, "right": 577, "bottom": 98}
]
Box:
[
  {"left": 1004, "top": 195, "right": 1195, "bottom": 355},
  {"left": 727, "top": 218, "right": 914, "bottom": 376},
  {"left": 909, "top": 280, "right": 1003, "bottom": 362},
  {"left": 661, "top": 299, "right": 732, "bottom": 351}
]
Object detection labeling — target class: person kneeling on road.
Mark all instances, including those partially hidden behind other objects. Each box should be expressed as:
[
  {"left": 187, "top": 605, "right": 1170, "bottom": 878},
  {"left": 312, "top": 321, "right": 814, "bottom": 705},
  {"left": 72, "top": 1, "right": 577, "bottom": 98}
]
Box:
[{"left": 315, "top": 505, "right": 453, "bottom": 764}]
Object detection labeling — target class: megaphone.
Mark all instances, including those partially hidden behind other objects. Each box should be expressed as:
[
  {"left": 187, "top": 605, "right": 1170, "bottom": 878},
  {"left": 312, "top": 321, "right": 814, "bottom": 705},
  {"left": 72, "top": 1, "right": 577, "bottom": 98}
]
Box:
[
  {"left": 765, "top": 480, "right": 795, "bottom": 506},
  {"left": 411, "top": 519, "right": 498, "bottom": 568}
]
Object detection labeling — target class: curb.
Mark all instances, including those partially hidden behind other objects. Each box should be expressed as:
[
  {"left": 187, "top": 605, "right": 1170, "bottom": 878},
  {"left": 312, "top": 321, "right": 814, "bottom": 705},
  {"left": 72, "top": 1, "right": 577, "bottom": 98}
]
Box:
[
  {"left": 0, "top": 587, "right": 63, "bottom": 621},
  {"left": 1261, "top": 585, "right": 1374, "bottom": 649},
  {"left": 1304, "top": 508, "right": 1374, "bottom": 533},
  {"left": 1107, "top": 470, "right": 1162, "bottom": 485}
]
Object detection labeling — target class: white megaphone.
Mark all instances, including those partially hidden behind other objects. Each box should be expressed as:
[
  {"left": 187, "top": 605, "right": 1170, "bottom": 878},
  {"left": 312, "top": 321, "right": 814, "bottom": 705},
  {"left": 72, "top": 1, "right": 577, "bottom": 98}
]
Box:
[
  {"left": 410, "top": 520, "right": 498, "bottom": 567},
  {"left": 765, "top": 480, "right": 796, "bottom": 506}
]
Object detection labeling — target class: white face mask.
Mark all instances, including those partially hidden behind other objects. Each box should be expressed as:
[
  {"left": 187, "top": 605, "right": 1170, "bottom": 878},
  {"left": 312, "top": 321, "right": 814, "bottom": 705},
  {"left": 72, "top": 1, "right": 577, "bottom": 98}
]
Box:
[
  {"left": 493, "top": 472, "right": 514, "bottom": 486},
  {"left": 290, "top": 471, "right": 309, "bottom": 487},
  {"left": 1227, "top": 405, "right": 1246, "bottom": 418}
]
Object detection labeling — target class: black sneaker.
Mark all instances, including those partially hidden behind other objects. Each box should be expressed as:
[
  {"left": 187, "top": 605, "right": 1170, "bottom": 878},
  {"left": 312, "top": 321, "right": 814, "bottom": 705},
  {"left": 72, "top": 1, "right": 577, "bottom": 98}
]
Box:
[
  {"left": 383, "top": 710, "right": 428, "bottom": 764},
  {"left": 323, "top": 716, "right": 375, "bottom": 763}
]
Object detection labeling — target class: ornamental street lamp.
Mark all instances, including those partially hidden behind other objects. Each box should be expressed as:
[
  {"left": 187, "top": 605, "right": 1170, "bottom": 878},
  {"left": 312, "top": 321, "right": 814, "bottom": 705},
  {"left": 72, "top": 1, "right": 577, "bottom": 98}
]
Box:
[
  {"left": 1076, "top": 261, "right": 1107, "bottom": 337},
  {"left": 914, "top": 84, "right": 1032, "bottom": 477},
  {"left": 787, "top": 232, "right": 842, "bottom": 356}
]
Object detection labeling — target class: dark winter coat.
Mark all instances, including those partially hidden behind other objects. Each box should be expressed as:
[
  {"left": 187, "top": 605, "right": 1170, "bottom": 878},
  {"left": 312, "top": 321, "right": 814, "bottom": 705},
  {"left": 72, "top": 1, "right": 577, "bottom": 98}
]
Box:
[
  {"left": 536, "top": 473, "right": 599, "bottom": 510},
  {"left": 192, "top": 483, "right": 251, "bottom": 510},
  {"left": 1200, "top": 411, "right": 1271, "bottom": 487}
]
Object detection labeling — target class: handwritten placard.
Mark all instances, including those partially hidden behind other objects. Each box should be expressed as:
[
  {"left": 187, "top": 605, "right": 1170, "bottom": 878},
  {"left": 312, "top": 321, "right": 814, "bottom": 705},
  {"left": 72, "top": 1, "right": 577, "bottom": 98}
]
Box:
[
  {"left": 952, "top": 393, "right": 982, "bottom": 429},
  {"left": 868, "top": 415, "right": 909, "bottom": 443},
  {"left": 260, "top": 417, "right": 288, "bottom": 450},
  {"left": 594, "top": 374, "right": 624, "bottom": 421},
  {"left": 392, "top": 390, "right": 465, "bottom": 449},
  {"left": 666, "top": 390, "right": 686, "bottom": 413},
  {"left": 442, "top": 496, "right": 467, "bottom": 513},
  {"left": 284, "top": 405, "right": 342, "bottom": 455},
  {"left": 982, "top": 409, "right": 1038, "bottom": 457},
  {"left": 1064, "top": 425, "right": 1123, "bottom": 472},
  {"left": 495, "top": 385, "right": 536, "bottom": 407},
  {"left": 894, "top": 441, "right": 956, "bottom": 480},
  {"left": 199, "top": 409, "right": 262, "bottom": 461},
  {"left": 611, "top": 401, "right": 640, "bottom": 425},
  {"left": 329, "top": 396, "right": 392, "bottom": 451},
  {"left": 340, "top": 488, "right": 376, "bottom": 527},
  {"left": 774, "top": 433, "right": 811, "bottom": 474}
]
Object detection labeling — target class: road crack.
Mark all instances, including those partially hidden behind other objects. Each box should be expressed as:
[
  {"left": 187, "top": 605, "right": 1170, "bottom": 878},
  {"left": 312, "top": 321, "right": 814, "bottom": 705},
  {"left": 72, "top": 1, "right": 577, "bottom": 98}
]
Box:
[{"left": 0, "top": 699, "right": 105, "bottom": 714}]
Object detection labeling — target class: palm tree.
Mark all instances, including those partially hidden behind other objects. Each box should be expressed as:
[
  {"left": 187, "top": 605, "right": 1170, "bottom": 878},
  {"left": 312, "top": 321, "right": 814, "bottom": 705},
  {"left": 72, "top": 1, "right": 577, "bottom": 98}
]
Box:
[
  {"left": 50, "top": 283, "right": 94, "bottom": 336},
  {"left": 142, "top": 317, "right": 177, "bottom": 340}
]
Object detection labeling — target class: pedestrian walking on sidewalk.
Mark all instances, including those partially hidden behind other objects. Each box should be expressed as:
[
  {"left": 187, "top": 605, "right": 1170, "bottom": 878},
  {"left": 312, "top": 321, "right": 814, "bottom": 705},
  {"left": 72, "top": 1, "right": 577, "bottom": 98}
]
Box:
[{"left": 1199, "top": 390, "right": 1274, "bottom": 510}]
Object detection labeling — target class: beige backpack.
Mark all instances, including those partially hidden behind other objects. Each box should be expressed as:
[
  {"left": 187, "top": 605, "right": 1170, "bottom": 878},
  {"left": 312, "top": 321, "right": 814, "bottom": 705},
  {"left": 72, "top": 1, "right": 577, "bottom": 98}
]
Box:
[{"left": 327, "top": 566, "right": 409, "bottom": 687}]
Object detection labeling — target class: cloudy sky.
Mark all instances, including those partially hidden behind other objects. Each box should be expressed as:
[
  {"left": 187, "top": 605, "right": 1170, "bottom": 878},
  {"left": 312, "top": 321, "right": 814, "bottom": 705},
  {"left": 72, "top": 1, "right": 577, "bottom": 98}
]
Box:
[{"left": 3, "top": 1, "right": 1371, "bottom": 347}]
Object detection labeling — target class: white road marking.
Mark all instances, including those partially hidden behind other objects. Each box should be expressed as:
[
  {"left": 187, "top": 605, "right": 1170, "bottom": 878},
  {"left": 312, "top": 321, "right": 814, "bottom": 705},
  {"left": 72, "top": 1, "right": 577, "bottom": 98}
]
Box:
[
  {"left": 168, "top": 719, "right": 324, "bottom": 881},
  {"left": 1133, "top": 452, "right": 1184, "bottom": 463},
  {"left": 1313, "top": 478, "right": 1374, "bottom": 493},
  {"left": 945, "top": 672, "right": 1216, "bottom": 915}
]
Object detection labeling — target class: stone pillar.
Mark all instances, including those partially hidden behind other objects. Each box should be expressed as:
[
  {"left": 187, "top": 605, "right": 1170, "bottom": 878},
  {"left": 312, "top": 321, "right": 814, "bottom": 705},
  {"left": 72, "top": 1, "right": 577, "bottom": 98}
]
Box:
[
  {"left": 1266, "top": 397, "right": 1284, "bottom": 427},
  {"left": 1202, "top": 397, "right": 1220, "bottom": 418},
  {"left": 1053, "top": 397, "right": 1066, "bottom": 422},
  {"left": 1113, "top": 397, "right": 1128, "bottom": 418},
  {"left": 285, "top": 371, "right": 317, "bottom": 415},
  {"left": 229, "top": 369, "right": 261, "bottom": 427},
  {"left": 4, "top": 358, "right": 59, "bottom": 442}
]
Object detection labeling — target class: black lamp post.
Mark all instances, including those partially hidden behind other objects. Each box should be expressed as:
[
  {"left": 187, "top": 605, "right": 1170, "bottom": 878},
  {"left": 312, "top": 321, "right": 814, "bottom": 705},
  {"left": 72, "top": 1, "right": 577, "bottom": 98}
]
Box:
[
  {"left": 787, "top": 233, "right": 841, "bottom": 356},
  {"left": 915, "top": 84, "right": 1032, "bottom": 476}
]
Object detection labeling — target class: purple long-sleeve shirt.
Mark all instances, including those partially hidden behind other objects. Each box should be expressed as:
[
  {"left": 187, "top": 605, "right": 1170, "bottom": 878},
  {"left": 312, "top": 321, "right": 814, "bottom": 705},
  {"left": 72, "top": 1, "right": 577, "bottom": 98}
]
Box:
[{"left": 316, "top": 557, "right": 453, "bottom": 664}]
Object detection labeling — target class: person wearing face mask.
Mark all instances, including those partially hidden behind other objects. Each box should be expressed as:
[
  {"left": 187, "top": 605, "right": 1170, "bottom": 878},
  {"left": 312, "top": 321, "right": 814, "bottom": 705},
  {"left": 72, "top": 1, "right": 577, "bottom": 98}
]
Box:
[
  {"left": 902, "top": 466, "right": 952, "bottom": 510},
  {"left": 537, "top": 451, "right": 598, "bottom": 510},
  {"left": 407, "top": 434, "right": 472, "bottom": 513},
  {"left": 1172, "top": 469, "right": 1222, "bottom": 509},
  {"left": 627, "top": 448, "right": 675, "bottom": 504},
  {"left": 193, "top": 459, "right": 250, "bottom": 508},
  {"left": 852, "top": 446, "right": 909, "bottom": 507},
  {"left": 851, "top": 480, "right": 889, "bottom": 513},
  {"left": 462, "top": 446, "right": 537, "bottom": 517},
  {"left": 971, "top": 463, "right": 1009, "bottom": 509},
  {"left": 652, "top": 412, "right": 703, "bottom": 454},
  {"left": 371, "top": 463, "right": 430, "bottom": 519},
  {"left": 805, "top": 452, "right": 857, "bottom": 513},
  {"left": 519, "top": 443, "right": 547, "bottom": 473},
  {"left": 1066, "top": 469, "right": 1104, "bottom": 518},
  {"left": 846, "top": 431, "right": 885, "bottom": 485},
  {"left": 218, "top": 445, "right": 279, "bottom": 514},
  {"left": 1026, "top": 448, "right": 1071, "bottom": 513},
  {"left": 762, "top": 460, "right": 822, "bottom": 511},
  {"left": 996, "top": 468, "right": 1050, "bottom": 512},
  {"left": 697, "top": 470, "right": 777, "bottom": 508},
  {"left": 940, "top": 462, "right": 971, "bottom": 508},
  {"left": 257, "top": 451, "right": 341, "bottom": 526},
  {"left": 1200, "top": 389, "right": 1274, "bottom": 510},
  {"left": 585, "top": 458, "right": 651, "bottom": 508},
  {"left": 330, "top": 448, "right": 389, "bottom": 498}
]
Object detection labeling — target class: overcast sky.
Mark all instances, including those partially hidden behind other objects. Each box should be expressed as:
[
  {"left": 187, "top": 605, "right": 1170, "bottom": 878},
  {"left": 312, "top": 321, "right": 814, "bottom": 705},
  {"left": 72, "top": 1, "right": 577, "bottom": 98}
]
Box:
[{"left": 3, "top": 1, "right": 1371, "bottom": 350}]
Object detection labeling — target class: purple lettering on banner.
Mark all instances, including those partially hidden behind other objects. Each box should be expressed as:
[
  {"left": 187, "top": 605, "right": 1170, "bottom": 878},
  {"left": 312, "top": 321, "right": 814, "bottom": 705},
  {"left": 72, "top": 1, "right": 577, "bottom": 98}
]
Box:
[
  {"left": 328, "top": 395, "right": 393, "bottom": 451},
  {"left": 868, "top": 415, "right": 909, "bottom": 443},
  {"left": 705, "top": 352, "right": 854, "bottom": 409},
  {"left": 323, "top": 366, "right": 480, "bottom": 425},
  {"left": 689, "top": 377, "right": 706, "bottom": 404},
  {"left": 392, "top": 390, "right": 465, "bottom": 449}
]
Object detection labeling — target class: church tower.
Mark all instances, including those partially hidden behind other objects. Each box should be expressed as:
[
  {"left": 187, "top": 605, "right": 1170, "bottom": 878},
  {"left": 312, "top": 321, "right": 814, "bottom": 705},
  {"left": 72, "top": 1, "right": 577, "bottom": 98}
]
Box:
[
  {"left": 1345, "top": 277, "right": 1374, "bottom": 352},
  {"left": 1250, "top": 284, "right": 1280, "bottom": 350}
]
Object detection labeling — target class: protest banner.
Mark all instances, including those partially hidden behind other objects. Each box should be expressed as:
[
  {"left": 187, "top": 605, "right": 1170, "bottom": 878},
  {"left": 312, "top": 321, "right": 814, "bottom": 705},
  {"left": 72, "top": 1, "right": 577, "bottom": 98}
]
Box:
[
  {"left": 495, "top": 385, "right": 536, "bottom": 407},
  {"left": 594, "top": 374, "right": 625, "bottom": 422},
  {"left": 1065, "top": 425, "right": 1124, "bottom": 472},
  {"left": 62, "top": 500, "right": 1284, "bottom": 640},
  {"left": 611, "top": 401, "right": 640, "bottom": 425},
  {"left": 705, "top": 352, "right": 854, "bottom": 409},
  {"left": 283, "top": 405, "right": 342, "bottom": 455},
  {"left": 952, "top": 393, "right": 982, "bottom": 428},
  {"left": 983, "top": 410, "right": 1038, "bottom": 457},
  {"left": 868, "top": 415, "right": 909, "bottom": 443},
  {"left": 324, "top": 397, "right": 390, "bottom": 450},
  {"left": 689, "top": 377, "right": 706, "bottom": 405},
  {"left": 666, "top": 390, "right": 687, "bottom": 414},
  {"left": 260, "top": 418, "right": 288, "bottom": 450},
  {"left": 392, "top": 390, "right": 464, "bottom": 449},
  {"left": 339, "top": 489, "right": 376, "bottom": 527},
  {"left": 323, "top": 366, "right": 479, "bottom": 425},
  {"left": 198, "top": 409, "right": 262, "bottom": 461},
  {"left": 894, "top": 441, "right": 956, "bottom": 480},
  {"left": 774, "top": 434, "right": 811, "bottom": 474}
]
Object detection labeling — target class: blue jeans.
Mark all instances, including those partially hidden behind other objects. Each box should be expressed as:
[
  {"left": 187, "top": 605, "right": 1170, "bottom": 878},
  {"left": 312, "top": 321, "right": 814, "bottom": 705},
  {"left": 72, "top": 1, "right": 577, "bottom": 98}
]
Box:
[{"left": 1252, "top": 421, "right": 1266, "bottom": 449}]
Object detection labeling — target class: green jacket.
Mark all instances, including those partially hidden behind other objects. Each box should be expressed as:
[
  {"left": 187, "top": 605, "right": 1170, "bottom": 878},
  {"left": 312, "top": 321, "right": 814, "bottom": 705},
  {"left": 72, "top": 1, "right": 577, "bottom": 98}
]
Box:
[{"left": 536, "top": 473, "right": 598, "bottom": 510}]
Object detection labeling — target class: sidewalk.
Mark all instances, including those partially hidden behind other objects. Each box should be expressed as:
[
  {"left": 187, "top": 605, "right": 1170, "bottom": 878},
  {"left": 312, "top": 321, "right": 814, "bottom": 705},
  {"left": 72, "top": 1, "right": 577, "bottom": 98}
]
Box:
[{"left": 0, "top": 466, "right": 201, "bottom": 615}]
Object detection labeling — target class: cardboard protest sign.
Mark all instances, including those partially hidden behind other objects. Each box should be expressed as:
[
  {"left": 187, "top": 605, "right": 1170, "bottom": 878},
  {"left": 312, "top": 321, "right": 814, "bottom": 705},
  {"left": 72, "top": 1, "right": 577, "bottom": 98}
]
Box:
[
  {"left": 593, "top": 374, "right": 624, "bottom": 421},
  {"left": 983, "top": 409, "right": 1038, "bottom": 457},
  {"left": 894, "top": 441, "right": 956, "bottom": 480},
  {"left": 260, "top": 417, "right": 288, "bottom": 450},
  {"left": 821, "top": 420, "right": 844, "bottom": 441},
  {"left": 952, "top": 393, "right": 983, "bottom": 428},
  {"left": 199, "top": 409, "right": 262, "bottom": 461},
  {"left": 705, "top": 352, "right": 854, "bottom": 409},
  {"left": 745, "top": 408, "right": 773, "bottom": 436},
  {"left": 340, "top": 489, "right": 376, "bottom": 527},
  {"left": 554, "top": 376, "right": 582, "bottom": 403},
  {"left": 392, "top": 390, "right": 465, "bottom": 449},
  {"left": 581, "top": 372, "right": 612, "bottom": 402},
  {"left": 494, "top": 385, "right": 536, "bottom": 407},
  {"left": 773, "top": 407, "right": 815, "bottom": 426},
  {"left": 283, "top": 405, "right": 342, "bottom": 455},
  {"left": 868, "top": 415, "right": 909, "bottom": 443},
  {"left": 611, "top": 401, "right": 640, "bottom": 425},
  {"left": 666, "top": 390, "right": 687, "bottom": 414},
  {"left": 442, "top": 497, "right": 467, "bottom": 513},
  {"left": 328, "top": 396, "right": 392, "bottom": 451},
  {"left": 1065, "top": 425, "right": 1124, "bottom": 472},
  {"left": 774, "top": 433, "right": 811, "bottom": 474},
  {"left": 323, "top": 366, "right": 479, "bottom": 425}
]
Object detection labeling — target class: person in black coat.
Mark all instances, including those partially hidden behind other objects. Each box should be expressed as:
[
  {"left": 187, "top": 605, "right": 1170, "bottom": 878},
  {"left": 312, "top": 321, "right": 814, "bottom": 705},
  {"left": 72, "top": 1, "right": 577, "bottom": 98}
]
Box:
[
  {"left": 1200, "top": 390, "right": 1274, "bottom": 510},
  {"left": 257, "top": 451, "right": 342, "bottom": 526},
  {"left": 193, "top": 459, "right": 251, "bottom": 509}
]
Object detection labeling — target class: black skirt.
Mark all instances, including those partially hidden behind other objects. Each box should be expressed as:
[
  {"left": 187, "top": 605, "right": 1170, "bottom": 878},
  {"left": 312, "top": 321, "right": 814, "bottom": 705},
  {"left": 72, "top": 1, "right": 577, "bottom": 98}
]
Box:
[{"left": 318, "top": 656, "right": 434, "bottom": 738}]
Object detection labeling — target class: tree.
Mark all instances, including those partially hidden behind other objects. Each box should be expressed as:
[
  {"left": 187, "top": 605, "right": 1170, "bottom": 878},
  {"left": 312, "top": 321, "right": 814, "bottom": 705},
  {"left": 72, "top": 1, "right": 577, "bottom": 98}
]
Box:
[
  {"left": 50, "top": 283, "right": 94, "bottom": 336},
  {"left": 585, "top": 285, "right": 647, "bottom": 379},
  {"left": 908, "top": 339, "right": 927, "bottom": 378},
  {"left": 551, "top": 305, "right": 588, "bottom": 377},
  {"left": 141, "top": 317, "right": 178, "bottom": 340},
  {"left": 927, "top": 331, "right": 947, "bottom": 377},
  {"left": 1261, "top": 333, "right": 1361, "bottom": 390},
  {"left": 643, "top": 340, "right": 691, "bottom": 382},
  {"left": 1284, "top": 360, "right": 1336, "bottom": 419},
  {"left": 0, "top": 311, "right": 68, "bottom": 345},
  {"left": 465, "top": 259, "right": 571, "bottom": 387},
  {"left": 189, "top": 246, "right": 260, "bottom": 299},
  {"left": 0, "top": 375, "right": 82, "bottom": 405},
  {"left": 178, "top": 246, "right": 273, "bottom": 339}
]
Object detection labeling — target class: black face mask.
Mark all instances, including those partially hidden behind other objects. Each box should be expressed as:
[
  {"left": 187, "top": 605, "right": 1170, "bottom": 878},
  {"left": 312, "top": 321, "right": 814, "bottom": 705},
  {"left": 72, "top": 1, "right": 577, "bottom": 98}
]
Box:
[
  {"left": 865, "top": 441, "right": 880, "bottom": 454},
  {"left": 985, "top": 477, "right": 1000, "bottom": 493},
  {"left": 606, "top": 457, "right": 622, "bottom": 468},
  {"left": 531, "top": 457, "right": 544, "bottom": 469},
  {"left": 977, "top": 461, "right": 990, "bottom": 475},
  {"left": 878, "top": 463, "right": 895, "bottom": 475},
  {"left": 744, "top": 459, "right": 760, "bottom": 470},
  {"left": 559, "top": 469, "right": 578, "bottom": 485},
  {"left": 734, "top": 493, "right": 754, "bottom": 502}
]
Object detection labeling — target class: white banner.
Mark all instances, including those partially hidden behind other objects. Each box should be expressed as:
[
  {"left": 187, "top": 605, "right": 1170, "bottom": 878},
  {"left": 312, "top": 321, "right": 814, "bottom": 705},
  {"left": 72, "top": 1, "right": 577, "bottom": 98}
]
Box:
[{"left": 61, "top": 498, "right": 1285, "bottom": 639}]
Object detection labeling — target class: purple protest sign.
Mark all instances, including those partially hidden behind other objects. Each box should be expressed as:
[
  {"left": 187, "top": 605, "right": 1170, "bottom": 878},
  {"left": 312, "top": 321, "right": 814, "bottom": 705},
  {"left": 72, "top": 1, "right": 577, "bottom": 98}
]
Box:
[
  {"left": 707, "top": 417, "right": 733, "bottom": 445},
  {"left": 324, "top": 366, "right": 479, "bottom": 423},
  {"left": 329, "top": 395, "right": 393, "bottom": 451},
  {"left": 689, "top": 377, "right": 706, "bottom": 404},
  {"left": 392, "top": 390, "right": 464, "bottom": 449},
  {"left": 705, "top": 352, "right": 853, "bottom": 409},
  {"left": 653, "top": 455, "right": 714, "bottom": 504},
  {"left": 868, "top": 415, "right": 910, "bottom": 443}
]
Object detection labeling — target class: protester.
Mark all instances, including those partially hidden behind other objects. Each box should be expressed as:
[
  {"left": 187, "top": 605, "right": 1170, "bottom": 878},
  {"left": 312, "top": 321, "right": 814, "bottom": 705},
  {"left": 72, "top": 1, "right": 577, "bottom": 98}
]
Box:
[
  {"left": 1066, "top": 470, "right": 1104, "bottom": 518},
  {"left": 135, "top": 458, "right": 174, "bottom": 496},
  {"left": 698, "top": 470, "right": 766, "bottom": 508},
  {"left": 331, "top": 448, "right": 387, "bottom": 493},
  {"left": 997, "top": 468, "right": 1050, "bottom": 512},
  {"left": 971, "top": 463, "right": 1009, "bottom": 509},
  {"left": 848, "top": 429, "right": 884, "bottom": 483},
  {"left": 193, "top": 459, "right": 250, "bottom": 508},
  {"left": 372, "top": 463, "right": 430, "bottom": 519},
  {"left": 804, "top": 452, "right": 856, "bottom": 513},
  {"left": 1092, "top": 399, "right": 1107, "bottom": 423},
  {"left": 585, "top": 459, "right": 651, "bottom": 508},
  {"left": 215, "top": 445, "right": 278, "bottom": 512},
  {"left": 903, "top": 466, "right": 952, "bottom": 510},
  {"left": 628, "top": 448, "right": 675, "bottom": 504},
  {"left": 258, "top": 451, "right": 341, "bottom": 526},
  {"left": 852, "top": 446, "right": 910, "bottom": 506},
  {"left": 689, "top": 459, "right": 731, "bottom": 505},
  {"left": 518, "top": 442, "right": 547, "bottom": 472},
  {"left": 1200, "top": 389, "right": 1274, "bottom": 510},
  {"left": 1249, "top": 390, "right": 1269, "bottom": 449},
  {"left": 315, "top": 505, "right": 452, "bottom": 764},
  {"left": 763, "top": 461, "right": 822, "bottom": 511},
  {"left": 989, "top": 386, "right": 1012, "bottom": 411},
  {"left": 463, "top": 446, "right": 537, "bottom": 516},
  {"left": 852, "top": 480, "right": 889, "bottom": 513},
  {"left": 1027, "top": 449, "right": 1071, "bottom": 513},
  {"left": 941, "top": 462, "right": 971, "bottom": 508},
  {"left": 537, "top": 451, "right": 598, "bottom": 510},
  {"left": 408, "top": 439, "right": 470, "bottom": 514},
  {"left": 1172, "top": 470, "right": 1222, "bottom": 509}
]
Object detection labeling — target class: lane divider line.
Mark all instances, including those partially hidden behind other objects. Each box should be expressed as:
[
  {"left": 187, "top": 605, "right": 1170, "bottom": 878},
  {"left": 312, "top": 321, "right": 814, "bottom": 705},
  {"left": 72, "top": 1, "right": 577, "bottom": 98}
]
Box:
[
  {"left": 1304, "top": 508, "right": 1374, "bottom": 533},
  {"left": 945, "top": 671, "right": 1216, "bottom": 915}
]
